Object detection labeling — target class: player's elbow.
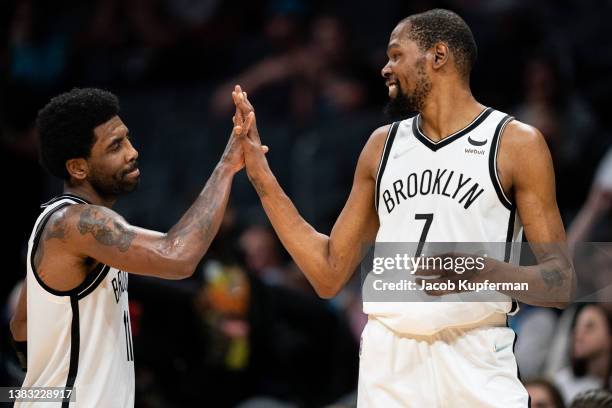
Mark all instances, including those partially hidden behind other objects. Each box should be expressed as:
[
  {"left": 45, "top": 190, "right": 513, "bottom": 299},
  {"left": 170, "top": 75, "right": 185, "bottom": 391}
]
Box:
[
  {"left": 165, "top": 261, "right": 197, "bottom": 280},
  {"left": 155, "top": 238, "right": 201, "bottom": 279},
  {"left": 553, "top": 270, "right": 577, "bottom": 309},
  {"left": 314, "top": 280, "right": 342, "bottom": 299}
]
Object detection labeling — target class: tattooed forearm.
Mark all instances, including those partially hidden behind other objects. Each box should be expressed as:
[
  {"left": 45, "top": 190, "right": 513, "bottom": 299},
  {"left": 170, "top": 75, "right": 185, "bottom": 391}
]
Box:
[
  {"left": 78, "top": 207, "right": 136, "bottom": 252},
  {"left": 166, "top": 164, "right": 233, "bottom": 253},
  {"left": 540, "top": 267, "right": 564, "bottom": 289}
]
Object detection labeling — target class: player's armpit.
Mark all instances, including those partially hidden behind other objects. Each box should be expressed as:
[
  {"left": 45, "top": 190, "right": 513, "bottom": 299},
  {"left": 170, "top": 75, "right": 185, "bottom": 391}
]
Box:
[{"left": 496, "top": 121, "right": 576, "bottom": 307}]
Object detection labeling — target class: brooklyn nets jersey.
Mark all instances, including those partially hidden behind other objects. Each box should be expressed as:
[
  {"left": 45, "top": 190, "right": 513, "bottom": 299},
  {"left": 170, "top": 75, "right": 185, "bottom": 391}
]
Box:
[
  {"left": 17, "top": 194, "right": 134, "bottom": 407},
  {"left": 365, "top": 108, "right": 523, "bottom": 335}
]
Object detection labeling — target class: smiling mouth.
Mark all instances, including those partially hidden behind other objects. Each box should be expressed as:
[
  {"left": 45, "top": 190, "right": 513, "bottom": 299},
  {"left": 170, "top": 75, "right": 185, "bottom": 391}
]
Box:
[{"left": 125, "top": 167, "right": 140, "bottom": 178}]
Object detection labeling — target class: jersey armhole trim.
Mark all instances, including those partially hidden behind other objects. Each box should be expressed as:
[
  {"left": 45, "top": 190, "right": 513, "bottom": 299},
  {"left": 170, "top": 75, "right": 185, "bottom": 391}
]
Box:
[
  {"left": 375, "top": 121, "right": 400, "bottom": 211},
  {"left": 41, "top": 194, "right": 89, "bottom": 209},
  {"left": 489, "top": 115, "right": 515, "bottom": 211}
]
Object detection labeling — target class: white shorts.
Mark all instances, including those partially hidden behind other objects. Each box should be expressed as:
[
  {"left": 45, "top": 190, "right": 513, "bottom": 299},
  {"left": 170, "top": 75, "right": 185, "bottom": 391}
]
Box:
[{"left": 357, "top": 317, "right": 529, "bottom": 408}]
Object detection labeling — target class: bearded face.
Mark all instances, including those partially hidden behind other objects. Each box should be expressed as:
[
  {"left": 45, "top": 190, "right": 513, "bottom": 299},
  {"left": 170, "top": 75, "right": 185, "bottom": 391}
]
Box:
[
  {"left": 87, "top": 159, "right": 140, "bottom": 198},
  {"left": 384, "top": 57, "right": 432, "bottom": 120},
  {"left": 83, "top": 116, "right": 140, "bottom": 199}
]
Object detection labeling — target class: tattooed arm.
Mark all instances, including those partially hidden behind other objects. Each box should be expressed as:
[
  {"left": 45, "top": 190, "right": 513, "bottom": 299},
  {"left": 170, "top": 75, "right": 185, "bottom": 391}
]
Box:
[
  {"left": 494, "top": 121, "right": 575, "bottom": 307},
  {"left": 54, "top": 125, "right": 248, "bottom": 279}
]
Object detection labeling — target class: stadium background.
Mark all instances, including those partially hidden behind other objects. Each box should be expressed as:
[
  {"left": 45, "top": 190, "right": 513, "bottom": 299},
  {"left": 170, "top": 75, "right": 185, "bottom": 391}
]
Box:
[{"left": 1, "top": 0, "right": 611, "bottom": 406}]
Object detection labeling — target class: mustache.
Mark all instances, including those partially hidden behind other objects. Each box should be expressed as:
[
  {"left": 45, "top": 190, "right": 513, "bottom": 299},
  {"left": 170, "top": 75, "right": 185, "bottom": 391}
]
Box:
[{"left": 123, "top": 161, "right": 139, "bottom": 175}]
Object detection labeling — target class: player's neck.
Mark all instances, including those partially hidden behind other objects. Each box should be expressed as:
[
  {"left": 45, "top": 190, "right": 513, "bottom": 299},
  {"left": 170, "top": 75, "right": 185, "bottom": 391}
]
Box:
[
  {"left": 419, "top": 88, "right": 485, "bottom": 142},
  {"left": 63, "top": 182, "right": 116, "bottom": 208}
]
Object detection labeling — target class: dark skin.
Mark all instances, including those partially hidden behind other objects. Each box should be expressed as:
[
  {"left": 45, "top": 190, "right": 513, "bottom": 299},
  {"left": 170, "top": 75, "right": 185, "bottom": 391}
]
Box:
[
  {"left": 10, "top": 112, "right": 266, "bottom": 342},
  {"left": 232, "top": 20, "right": 575, "bottom": 308}
]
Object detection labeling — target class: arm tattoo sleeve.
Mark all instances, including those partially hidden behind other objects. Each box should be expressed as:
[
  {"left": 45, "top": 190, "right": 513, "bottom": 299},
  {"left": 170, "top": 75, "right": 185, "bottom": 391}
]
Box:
[
  {"left": 77, "top": 207, "right": 136, "bottom": 252},
  {"left": 540, "top": 267, "right": 564, "bottom": 289}
]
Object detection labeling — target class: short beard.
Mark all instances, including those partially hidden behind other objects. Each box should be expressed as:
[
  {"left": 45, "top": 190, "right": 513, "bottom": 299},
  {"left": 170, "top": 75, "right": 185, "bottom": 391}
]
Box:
[
  {"left": 88, "top": 167, "right": 139, "bottom": 199},
  {"left": 384, "top": 58, "right": 431, "bottom": 121}
]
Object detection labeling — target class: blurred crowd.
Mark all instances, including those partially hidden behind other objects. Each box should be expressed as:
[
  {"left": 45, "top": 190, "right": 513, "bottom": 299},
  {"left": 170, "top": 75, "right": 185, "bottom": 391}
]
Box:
[{"left": 2, "top": 0, "right": 612, "bottom": 407}]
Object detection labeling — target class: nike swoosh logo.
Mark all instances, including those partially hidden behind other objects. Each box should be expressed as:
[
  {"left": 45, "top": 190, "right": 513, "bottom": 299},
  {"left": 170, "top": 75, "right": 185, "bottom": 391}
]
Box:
[
  {"left": 468, "top": 136, "right": 487, "bottom": 146},
  {"left": 495, "top": 343, "right": 512, "bottom": 353}
]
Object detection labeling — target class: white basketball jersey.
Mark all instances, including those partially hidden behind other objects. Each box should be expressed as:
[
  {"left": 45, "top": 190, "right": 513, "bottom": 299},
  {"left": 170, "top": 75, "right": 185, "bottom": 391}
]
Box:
[
  {"left": 364, "top": 108, "right": 523, "bottom": 335},
  {"left": 18, "top": 194, "right": 135, "bottom": 408}
]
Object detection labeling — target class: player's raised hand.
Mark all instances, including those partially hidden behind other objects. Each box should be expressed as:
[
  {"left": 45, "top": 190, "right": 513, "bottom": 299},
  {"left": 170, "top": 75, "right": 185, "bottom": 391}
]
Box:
[
  {"left": 232, "top": 85, "right": 268, "bottom": 153},
  {"left": 232, "top": 85, "right": 263, "bottom": 145},
  {"left": 219, "top": 119, "right": 248, "bottom": 173},
  {"left": 231, "top": 85, "right": 245, "bottom": 127},
  {"left": 241, "top": 111, "right": 273, "bottom": 186}
]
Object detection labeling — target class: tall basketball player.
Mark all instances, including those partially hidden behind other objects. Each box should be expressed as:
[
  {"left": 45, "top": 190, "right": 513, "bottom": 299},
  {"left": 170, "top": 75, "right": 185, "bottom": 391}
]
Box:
[
  {"left": 10, "top": 88, "right": 260, "bottom": 407},
  {"left": 232, "top": 9, "right": 575, "bottom": 408}
]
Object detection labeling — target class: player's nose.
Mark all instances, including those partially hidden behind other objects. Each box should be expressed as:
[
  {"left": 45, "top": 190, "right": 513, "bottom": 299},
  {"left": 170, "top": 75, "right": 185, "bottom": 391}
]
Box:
[
  {"left": 126, "top": 139, "right": 139, "bottom": 162},
  {"left": 381, "top": 62, "right": 392, "bottom": 79}
]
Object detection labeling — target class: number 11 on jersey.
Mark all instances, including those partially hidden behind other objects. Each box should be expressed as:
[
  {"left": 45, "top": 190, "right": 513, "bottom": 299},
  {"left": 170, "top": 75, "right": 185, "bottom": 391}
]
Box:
[{"left": 123, "top": 310, "right": 134, "bottom": 361}]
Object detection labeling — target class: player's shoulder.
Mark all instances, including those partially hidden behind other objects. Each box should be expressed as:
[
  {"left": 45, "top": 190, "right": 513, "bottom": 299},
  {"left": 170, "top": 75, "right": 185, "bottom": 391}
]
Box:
[
  {"left": 359, "top": 124, "right": 393, "bottom": 167},
  {"left": 498, "top": 118, "right": 550, "bottom": 161},
  {"left": 46, "top": 204, "right": 124, "bottom": 238},
  {"left": 350, "top": 124, "right": 395, "bottom": 178},
  {"left": 502, "top": 118, "right": 547, "bottom": 149},
  {"left": 365, "top": 123, "right": 397, "bottom": 153},
  {"left": 369, "top": 123, "right": 393, "bottom": 142}
]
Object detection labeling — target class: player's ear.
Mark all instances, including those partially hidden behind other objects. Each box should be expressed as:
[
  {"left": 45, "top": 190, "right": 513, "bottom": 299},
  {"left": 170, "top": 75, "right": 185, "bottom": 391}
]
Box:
[
  {"left": 66, "top": 158, "right": 89, "bottom": 181},
  {"left": 431, "top": 42, "right": 449, "bottom": 70}
]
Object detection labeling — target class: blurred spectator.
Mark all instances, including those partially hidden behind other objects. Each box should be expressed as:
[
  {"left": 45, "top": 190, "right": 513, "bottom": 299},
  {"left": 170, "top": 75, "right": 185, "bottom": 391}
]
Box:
[
  {"left": 8, "top": 0, "right": 73, "bottom": 87},
  {"left": 135, "top": 261, "right": 358, "bottom": 406},
  {"left": 525, "top": 378, "right": 566, "bottom": 408},
  {"left": 513, "top": 54, "right": 602, "bottom": 211},
  {"left": 554, "top": 304, "right": 612, "bottom": 404},
  {"left": 239, "top": 224, "right": 287, "bottom": 286},
  {"left": 570, "top": 389, "right": 612, "bottom": 408},
  {"left": 512, "top": 304, "right": 559, "bottom": 379},
  {"left": 209, "top": 14, "right": 369, "bottom": 123},
  {"left": 568, "top": 148, "right": 612, "bottom": 254}
]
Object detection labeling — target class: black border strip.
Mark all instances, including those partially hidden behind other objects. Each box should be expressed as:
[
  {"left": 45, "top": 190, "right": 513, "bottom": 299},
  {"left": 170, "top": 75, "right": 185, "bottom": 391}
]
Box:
[
  {"left": 504, "top": 206, "right": 516, "bottom": 262},
  {"left": 62, "top": 296, "right": 80, "bottom": 408},
  {"left": 374, "top": 122, "right": 400, "bottom": 211},
  {"left": 505, "top": 205, "right": 520, "bottom": 317},
  {"left": 77, "top": 265, "right": 110, "bottom": 299},
  {"left": 412, "top": 107, "right": 493, "bottom": 152},
  {"left": 489, "top": 115, "right": 514, "bottom": 210},
  {"left": 31, "top": 198, "right": 107, "bottom": 297},
  {"left": 31, "top": 202, "right": 75, "bottom": 297},
  {"left": 127, "top": 312, "right": 134, "bottom": 361}
]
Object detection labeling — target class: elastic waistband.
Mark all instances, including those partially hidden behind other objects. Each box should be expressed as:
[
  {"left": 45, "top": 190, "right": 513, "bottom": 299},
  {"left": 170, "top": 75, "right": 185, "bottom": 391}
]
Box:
[{"left": 369, "top": 312, "right": 507, "bottom": 339}]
